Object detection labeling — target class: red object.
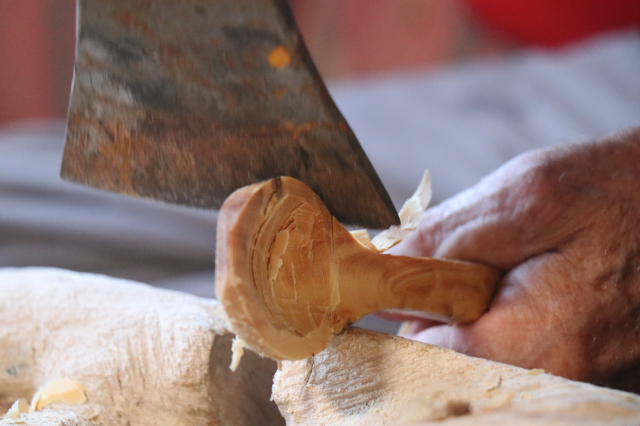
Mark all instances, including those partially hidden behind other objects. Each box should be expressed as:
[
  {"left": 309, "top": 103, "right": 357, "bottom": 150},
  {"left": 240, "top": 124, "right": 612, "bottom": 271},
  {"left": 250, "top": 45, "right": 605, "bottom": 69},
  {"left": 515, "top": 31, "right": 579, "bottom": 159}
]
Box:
[
  {"left": 0, "top": 1, "right": 51, "bottom": 123},
  {"left": 0, "top": 0, "right": 75, "bottom": 126},
  {"left": 467, "top": 0, "right": 640, "bottom": 46}
]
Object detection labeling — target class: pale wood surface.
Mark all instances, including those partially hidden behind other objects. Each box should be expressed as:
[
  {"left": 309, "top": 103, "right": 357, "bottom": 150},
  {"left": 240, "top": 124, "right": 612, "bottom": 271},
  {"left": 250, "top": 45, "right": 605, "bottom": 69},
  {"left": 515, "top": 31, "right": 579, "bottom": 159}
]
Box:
[
  {"left": 273, "top": 328, "right": 640, "bottom": 425},
  {"left": 5, "top": 267, "right": 640, "bottom": 425},
  {"left": 0, "top": 267, "right": 283, "bottom": 426}
]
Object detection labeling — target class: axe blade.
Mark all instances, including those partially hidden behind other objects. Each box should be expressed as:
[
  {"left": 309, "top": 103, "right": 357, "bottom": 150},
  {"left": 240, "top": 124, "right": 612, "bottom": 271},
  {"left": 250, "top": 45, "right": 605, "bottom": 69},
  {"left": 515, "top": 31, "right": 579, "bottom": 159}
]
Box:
[{"left": 62, "top": 0, "right": 399, "bottom": 228}]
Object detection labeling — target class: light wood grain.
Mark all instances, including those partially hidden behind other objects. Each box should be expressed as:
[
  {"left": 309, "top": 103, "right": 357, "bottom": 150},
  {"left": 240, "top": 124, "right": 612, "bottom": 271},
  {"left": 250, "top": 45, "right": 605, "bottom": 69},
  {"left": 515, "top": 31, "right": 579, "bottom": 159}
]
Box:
[
  {"left": 273, "top": 327, "right": 640, "bottom": 425},
  {"left": 0, "top": 267, "right": 283, "bottom": 426}
]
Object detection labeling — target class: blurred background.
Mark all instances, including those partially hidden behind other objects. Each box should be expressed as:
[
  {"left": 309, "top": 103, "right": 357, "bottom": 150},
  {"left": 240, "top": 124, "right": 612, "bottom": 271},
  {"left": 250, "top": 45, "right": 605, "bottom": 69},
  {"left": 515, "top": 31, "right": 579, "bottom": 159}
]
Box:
[
  {"left": 3, "top": 0, "right": 640, "bottom": 126},
  {"left": 1, "top": 0, "right": 639, "bottom": 332}
]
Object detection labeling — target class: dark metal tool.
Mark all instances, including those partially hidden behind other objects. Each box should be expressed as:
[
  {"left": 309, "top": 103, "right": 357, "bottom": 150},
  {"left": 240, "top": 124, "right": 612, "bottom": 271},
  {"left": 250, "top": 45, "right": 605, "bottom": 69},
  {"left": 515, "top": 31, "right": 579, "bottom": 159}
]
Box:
[{"left": 61, "top": 0, "right": 399, "bottom": 228}]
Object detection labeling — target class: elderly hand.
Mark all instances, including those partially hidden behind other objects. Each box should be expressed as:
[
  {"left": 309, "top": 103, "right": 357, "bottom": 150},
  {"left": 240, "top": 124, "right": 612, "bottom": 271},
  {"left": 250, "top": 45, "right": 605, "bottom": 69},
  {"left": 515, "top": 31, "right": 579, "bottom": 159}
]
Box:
[{"left": 388, "top": 128, "right": 640, "bottom": 386}]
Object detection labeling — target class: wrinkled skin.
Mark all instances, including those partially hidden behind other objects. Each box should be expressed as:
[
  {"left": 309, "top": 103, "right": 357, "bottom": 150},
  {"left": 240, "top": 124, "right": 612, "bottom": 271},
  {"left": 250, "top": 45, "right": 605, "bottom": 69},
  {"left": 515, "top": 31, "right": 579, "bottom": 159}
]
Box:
[{"left": 388, "top": 128, "right": 640, "bottom": 388}]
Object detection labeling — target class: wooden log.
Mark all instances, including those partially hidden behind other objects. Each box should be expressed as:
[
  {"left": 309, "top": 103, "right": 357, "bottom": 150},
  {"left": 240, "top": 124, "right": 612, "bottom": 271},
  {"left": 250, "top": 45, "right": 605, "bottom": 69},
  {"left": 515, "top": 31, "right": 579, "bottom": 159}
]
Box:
[
  {"left": 273, "top": 327, "right": 640, "bottom": 425},
  {"left": 0, "top": 267, "right": 284, "bottom": 426}
]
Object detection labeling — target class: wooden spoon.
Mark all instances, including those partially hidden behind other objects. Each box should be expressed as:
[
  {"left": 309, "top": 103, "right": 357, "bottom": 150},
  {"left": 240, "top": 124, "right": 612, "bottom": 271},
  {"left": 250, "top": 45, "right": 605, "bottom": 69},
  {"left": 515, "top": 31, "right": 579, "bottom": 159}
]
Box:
[{"left": 215, "top": 177, "right": 500, "bottom": 361}]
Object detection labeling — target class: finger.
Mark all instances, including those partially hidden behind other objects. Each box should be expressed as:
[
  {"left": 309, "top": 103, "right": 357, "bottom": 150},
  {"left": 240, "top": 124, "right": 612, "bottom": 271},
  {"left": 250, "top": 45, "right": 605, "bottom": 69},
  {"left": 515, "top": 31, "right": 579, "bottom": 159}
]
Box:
[
  {"left": 387, "top": 151, "right": 542, "bottom": 260},
  {"left": 432, "top": 209, "right": 569, "bottom": 270},
  {"left": 389, "top": 148, "right": 581, "bottom": 269},
  {"left": 405, "top": 251, "right": 598, "bottom": 381}
]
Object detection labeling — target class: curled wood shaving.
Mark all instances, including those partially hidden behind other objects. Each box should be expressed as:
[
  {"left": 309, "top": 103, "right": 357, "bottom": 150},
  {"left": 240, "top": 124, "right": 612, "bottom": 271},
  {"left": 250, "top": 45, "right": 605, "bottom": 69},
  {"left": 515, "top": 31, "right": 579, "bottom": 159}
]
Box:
[
  {"left": 372, "top": 171, "right": 431, "bottom": 252},
  {"left": 29, "top": 378, "right": 87, "bottom": 413},
  {"left": 349, "top": 229, "right": 377, "bottom": 251},
  {"left": 1, "top": 399, "right": 28, "bottom": 423},
  {"left": 479, "top": 370, "right": 501, "bottom": 391},
  {"left": 230, "top": 336, "right": 247, "bottom": 372},
  {"left": 477, "top": 392, "right": 514, "bottom": 412}
]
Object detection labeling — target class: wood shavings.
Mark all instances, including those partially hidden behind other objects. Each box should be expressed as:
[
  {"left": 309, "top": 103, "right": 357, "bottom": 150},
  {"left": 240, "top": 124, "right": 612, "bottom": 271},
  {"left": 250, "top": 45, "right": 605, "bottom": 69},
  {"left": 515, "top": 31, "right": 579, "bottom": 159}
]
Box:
[
  {"left": 525, "top": 368, "right": 545, "bottom": 375},
  {"left": 29, "top": 379, "right": 87, "bottom": 412},
  {"left": 2, "top": 399, "right": 28, "bottom": 422},
  {"left": 479, "top": 370, "right": 501, "bottom": 391},
  {"left": 230, "top": 336, "right": 247, "bottom": 372},
  {"left": 372, "top": 170, "right": 431, "bottom": 251},
  {"left": 349, "top": 229, "right": 377, "bottom": 251},
  {"left": 477, "top": 392, "right": 514, "bottom": 412}
]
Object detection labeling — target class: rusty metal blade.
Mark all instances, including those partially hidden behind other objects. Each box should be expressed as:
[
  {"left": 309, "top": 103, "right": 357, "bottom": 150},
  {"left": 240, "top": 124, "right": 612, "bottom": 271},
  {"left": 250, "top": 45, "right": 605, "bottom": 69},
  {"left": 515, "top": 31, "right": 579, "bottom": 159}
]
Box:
[{"left": 62, "top": 0, "right": 399, "bottom": 228}]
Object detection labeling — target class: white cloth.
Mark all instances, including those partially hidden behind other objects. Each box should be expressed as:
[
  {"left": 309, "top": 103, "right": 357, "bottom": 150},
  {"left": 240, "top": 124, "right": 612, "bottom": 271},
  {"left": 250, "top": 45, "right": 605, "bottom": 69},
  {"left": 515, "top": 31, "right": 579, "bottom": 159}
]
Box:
[
  {"left": 1, "top": 31, "right": 639, "bottom": 333},
  {"left": 330, "top": 31, "right": 640, "bottom": 207},
  {"left": 0, "top": 120, "right": 218, "bottom": 295}
]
